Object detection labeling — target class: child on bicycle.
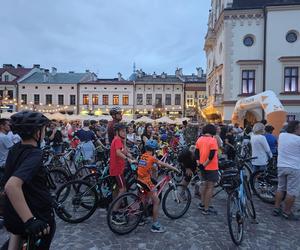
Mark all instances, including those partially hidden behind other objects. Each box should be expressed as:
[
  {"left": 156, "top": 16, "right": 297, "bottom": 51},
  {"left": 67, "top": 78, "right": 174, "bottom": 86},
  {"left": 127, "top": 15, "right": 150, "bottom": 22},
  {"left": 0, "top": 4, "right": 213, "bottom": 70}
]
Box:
[{"left": 137, "top": 139, "right": 179, "bottom": 233}]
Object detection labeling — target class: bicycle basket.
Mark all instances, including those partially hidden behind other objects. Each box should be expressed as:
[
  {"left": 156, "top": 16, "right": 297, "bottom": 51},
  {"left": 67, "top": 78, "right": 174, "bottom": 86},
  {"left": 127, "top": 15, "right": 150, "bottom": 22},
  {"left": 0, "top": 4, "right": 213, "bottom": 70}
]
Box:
[{"left": 220, "top": 169, "right": 240, "bottom": 191}]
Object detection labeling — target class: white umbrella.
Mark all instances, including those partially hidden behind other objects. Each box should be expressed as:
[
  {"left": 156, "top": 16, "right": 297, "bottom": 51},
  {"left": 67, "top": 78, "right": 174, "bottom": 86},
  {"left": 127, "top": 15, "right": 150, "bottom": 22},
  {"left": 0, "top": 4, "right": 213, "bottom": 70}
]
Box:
[
  {"left": 51, "top": 112, "right": 67, "bottom": 121},
  {"left": 135, "top": 116, "right": 154, "bottom": 123},
  {"left": 175, "top": 117, "right": 190, "bottom": 125},
  {"left": 0, "top": 112, "right": 16, "bottom": 119},
  {"left": 155, "top": 116, "right": 176, "bottom": 124}
]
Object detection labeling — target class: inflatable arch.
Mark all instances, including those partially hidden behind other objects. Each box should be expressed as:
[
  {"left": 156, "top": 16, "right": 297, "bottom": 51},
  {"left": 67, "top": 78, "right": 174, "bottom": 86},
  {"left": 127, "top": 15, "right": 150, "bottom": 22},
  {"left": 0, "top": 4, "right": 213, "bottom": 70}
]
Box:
[{"left": 232, "top": 90, "right": 286, "bottom": 136}]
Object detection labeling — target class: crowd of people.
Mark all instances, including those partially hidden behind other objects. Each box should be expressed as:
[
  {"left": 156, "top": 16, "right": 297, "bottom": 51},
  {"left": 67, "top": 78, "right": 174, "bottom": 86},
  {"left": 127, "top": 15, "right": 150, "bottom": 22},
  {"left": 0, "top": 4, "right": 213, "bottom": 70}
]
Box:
[{"left": 0, "top": 106, "right": 299, "bottom": 249}]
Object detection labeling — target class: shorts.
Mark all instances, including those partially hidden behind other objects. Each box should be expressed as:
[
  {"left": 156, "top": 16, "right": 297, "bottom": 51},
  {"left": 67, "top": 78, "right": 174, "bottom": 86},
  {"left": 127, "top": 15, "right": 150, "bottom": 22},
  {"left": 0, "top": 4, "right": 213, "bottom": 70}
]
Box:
[
  {"left": 183, "top": 167, "right": 196, "bottom": 182},
  {"left": 137, "top": 178, "right": 157, "bottom": 192},
  {"left": 114, "top": 175, "right": 126, "bottom": 190},
  {"left": 201, "top": 170, "right": 219, "bottom": 183},
  {"left": 277, "top": 167, "right": 300, "bottom": 197}
]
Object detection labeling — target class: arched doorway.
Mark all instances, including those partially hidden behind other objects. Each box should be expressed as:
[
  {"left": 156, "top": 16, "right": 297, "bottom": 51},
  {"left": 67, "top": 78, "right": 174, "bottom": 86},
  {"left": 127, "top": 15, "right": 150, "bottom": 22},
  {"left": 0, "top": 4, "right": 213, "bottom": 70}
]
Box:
[{"left": 243, "top": 111, "right": 258, "bottom": 127}]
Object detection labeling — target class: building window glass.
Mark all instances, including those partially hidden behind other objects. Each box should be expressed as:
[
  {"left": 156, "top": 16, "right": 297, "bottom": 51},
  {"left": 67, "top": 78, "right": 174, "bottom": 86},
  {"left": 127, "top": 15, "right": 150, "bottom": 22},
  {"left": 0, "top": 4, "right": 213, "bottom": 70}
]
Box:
[
  {"left": 92, "top": 94, "right": 98, "bottom": 105},
  {"left": 46, "top": 95, "right": 52, "bottom": 105},
  {"left": 242, "top": 70, "right": 255, "bottom": 94},
  {"left": 175, "top": 94, "right": 181, "bottom": 105},
  {"left": 165, "top": 94, "right": 171, "bottom": 105},
  {"left": 7, "top": 90, "right": 13, "bottom": 99},
  {"left": 286, "top": 31, "right": 298, "bottom": 43},
  {"left": 4, "top": 75, "right": 9, "bottom": 82},
  {"left": 70, "top": 95, "right": 76, "bottom": 105},
  {"left": 58, "top": 95, "right": 64, "bottom": 105},
  {"left": 34, "top": 94, "right": 40, "bottom": 105},
  {"left": 21, "top": 94, "right": 27, "bottom": 105},
  {"left": 122, "top": 95, "right": 129, "bottom": 105},
  {"left": 137, "top": 94, "right": 143, "bottom": 105},
  {"left": 284, "top": 67, "right": 298, "bottom": 92},
  {"left": 155, "top": 94, "right": 162, "bottom": 107},
  {"left": 83, "top": 94, "right": 89, "bottom": 105},
  {"left": 219, "top": 74, "right": 222, "bottom": 93},
  {"left": 113, "top": 95, "right": 119, "bottom": 105},
  {"left": 243, "top": 35, "right": 254, "bottom": 47},
  {"left": 146, "top": 94, "right": 152, "bottom": 105},
  {"left": 102, "top": 95, "right": 109, "bottom": 105}
]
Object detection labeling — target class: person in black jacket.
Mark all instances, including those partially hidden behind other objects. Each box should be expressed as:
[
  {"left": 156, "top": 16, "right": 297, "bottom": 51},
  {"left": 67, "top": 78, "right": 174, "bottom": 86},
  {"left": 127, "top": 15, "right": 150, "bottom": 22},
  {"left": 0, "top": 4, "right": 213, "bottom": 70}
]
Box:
[{"left": 3, "top": 111, "right": 55, "bottom": 250}]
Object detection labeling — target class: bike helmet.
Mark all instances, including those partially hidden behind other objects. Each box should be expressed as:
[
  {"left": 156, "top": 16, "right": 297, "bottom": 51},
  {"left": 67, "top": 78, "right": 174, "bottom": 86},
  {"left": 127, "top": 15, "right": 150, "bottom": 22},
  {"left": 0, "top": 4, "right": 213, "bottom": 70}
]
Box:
[
  {"left": 145, "top": 139, "right": 159, "bottom": 151},
  {"left": 109, "top": 106, "right": 122, "bottom": 116},
  {"left": 11, "top": 111, "right": 50, "bottom": 138},
  {"left": 160, "top": 133, "right": 168, "bottom": 142},
  {"left": 113, "top": 123, "right": 127, "bottom": 132}
]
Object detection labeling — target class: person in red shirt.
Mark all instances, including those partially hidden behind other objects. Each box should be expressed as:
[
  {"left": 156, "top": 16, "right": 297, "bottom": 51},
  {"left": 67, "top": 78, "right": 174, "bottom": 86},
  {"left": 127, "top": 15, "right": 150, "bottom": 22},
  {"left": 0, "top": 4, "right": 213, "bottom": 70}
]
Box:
[
  {"left": 108, "top": 106, "right": 123, "bottom": 144},
  {"left": 109, "top": 123, "right": 135, "bottom": 196},
  {"left": 195, "top": 124, "right": 219, "bottom": 215}
]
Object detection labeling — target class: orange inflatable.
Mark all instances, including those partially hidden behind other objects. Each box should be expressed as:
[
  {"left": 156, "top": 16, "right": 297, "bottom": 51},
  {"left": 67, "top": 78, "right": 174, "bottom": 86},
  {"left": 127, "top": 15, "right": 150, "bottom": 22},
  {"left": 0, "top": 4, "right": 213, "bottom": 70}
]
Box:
[{"left": 232, "top": 91, "right": 286, "bottom": 136}]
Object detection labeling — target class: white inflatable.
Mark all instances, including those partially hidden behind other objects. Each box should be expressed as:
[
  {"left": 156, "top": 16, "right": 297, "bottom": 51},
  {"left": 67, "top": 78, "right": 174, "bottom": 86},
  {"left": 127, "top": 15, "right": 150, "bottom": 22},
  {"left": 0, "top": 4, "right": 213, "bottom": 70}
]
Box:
[{"left": 232, "top": 90, "right": 286, "bottom": 136}]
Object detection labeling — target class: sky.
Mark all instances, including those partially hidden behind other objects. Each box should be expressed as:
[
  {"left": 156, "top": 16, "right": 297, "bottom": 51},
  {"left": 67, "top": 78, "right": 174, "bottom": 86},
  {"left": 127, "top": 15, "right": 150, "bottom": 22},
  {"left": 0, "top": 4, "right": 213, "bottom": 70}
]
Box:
[{"left": 1, "top": 0, "right": 210, "bottom": 78}]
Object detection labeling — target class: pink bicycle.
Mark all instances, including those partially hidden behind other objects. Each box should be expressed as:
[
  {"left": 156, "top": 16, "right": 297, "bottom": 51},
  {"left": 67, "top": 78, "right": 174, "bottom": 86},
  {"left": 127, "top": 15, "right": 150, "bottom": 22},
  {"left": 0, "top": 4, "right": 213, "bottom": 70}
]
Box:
[{"left": 106, "top": 169, "right": 191, "bottom": 235}]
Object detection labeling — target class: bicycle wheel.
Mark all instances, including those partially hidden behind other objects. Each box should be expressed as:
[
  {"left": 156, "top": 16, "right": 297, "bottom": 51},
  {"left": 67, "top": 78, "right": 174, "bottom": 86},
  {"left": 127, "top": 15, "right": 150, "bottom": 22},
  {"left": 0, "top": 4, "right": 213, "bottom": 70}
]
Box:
[
  {"left": 250, "top": 170, "right": 278, "bottom": 204},
  {"left": 48, "top": 167, "right": 69, "bottom": 192},
  {"left": 244, "top": 180, "right": 256, "bottom": 220},
  {"left": 227, "top": 190, "right": 244, "bottom": 245},
  {"left": 107, "top": 192, "right": 143, "bottom": 235},
  {"left": 162, "top": 184, "right": 191, "bottom": 219},
  {"left": 173, "top": 168, "right": 184, "bottom": 183},
  {"left": 74, "top": 166, "right": 96, "bottom": 179},
  {"left": 55, "top": 180, "right": 98, "bottom": 223}
]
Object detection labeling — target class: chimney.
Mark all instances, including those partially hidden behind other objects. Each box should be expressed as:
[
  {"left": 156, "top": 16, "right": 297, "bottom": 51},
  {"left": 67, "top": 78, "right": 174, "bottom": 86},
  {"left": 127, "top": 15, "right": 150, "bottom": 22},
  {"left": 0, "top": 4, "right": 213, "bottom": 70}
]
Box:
[
  {"left": 161, "top": 72, "right": 167, "bottom": 79},
  {"left": 17, "top": 64, "right": 24, "bottom": 68},
  {"left": 152, "top": 72, "right": 157, "bottom": 78},
  {"left": 175, "top": 68, "right": 183, "bottom": 77},
  {"left": 3, "top": 64, "right": 14, "bottom": 68},
  {"left": 137, "top": 69, "right": 143, "bottom": 78},
  {"left": 117, "top": 72, "right": 123, "bottom": 81},
  {"left": 85, "top": 69, "right": 90, "bottom": 73},
  {"left": 33, "top": 64, "right": 40, "bottom": 68},
  {"left": 43, "top": 69, "right": 50, "bottom": 82},
  {"left": 196, "top": 67, "right": 204, "bottom": 77},
  {"left": 51, "top": 67, "right": 57, "bottom": 76}
]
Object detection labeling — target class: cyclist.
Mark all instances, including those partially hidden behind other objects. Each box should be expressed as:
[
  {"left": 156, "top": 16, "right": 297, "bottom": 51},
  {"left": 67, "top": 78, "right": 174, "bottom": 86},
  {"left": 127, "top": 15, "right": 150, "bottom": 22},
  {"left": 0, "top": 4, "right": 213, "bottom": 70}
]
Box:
[
  {"left": 108, "top": 106, "right": 122, "bottom": 143},
  {"left": 137, "top": 139, "right": 179, "bottom": 233},
  {"left": 3, "top": 111, "right": 55, "bottom": 250}
]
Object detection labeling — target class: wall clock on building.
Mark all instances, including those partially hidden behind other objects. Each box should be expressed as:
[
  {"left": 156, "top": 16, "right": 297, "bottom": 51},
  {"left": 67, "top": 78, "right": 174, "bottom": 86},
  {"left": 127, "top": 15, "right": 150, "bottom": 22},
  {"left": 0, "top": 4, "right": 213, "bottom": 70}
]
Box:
[
  {"left": 286, "top": 31, "right": 298, "bottom": 43},
  {"left": 243, "top": 35, "right": 254, "bottom": 47}
]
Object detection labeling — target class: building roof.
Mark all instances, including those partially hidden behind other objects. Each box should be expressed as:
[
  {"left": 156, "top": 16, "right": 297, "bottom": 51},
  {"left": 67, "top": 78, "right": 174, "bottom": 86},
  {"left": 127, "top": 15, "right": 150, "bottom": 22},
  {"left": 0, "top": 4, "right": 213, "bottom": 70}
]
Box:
[
  {"left": 182, "top": 75, "right": 206, "bottom": 83},
  {"left": 232, "top": 0, "right": 300, "bottom": 9},
  {"left": 135, "top": 74, "right": 182, "bottom": 84},
  {"left": 80, "top": 78, "right": 133, "bottom": 85},
  {"left": 19, "top": 72, "right": 90, "bottom": 84},
  {"left": 0, "top": 66, "right": 32, "bottom": 84}
]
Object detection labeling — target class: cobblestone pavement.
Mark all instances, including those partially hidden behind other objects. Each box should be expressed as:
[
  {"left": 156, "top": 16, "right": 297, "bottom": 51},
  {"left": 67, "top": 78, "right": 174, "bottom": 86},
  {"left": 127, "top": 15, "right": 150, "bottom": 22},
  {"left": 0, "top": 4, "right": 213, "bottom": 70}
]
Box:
[{"left": 1, "top": 190, "right": 300, "bottom": 250}]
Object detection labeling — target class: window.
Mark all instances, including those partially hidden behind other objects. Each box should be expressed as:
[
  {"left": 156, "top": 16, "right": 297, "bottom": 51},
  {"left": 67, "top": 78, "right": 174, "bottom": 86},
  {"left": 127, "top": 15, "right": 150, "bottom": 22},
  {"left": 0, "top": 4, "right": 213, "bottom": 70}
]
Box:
[
  {"left": 34, "top": 94, "right": 40, "bottom": 105},
  {"left": 70, "top": 95, "right": 76, "bottom": 105},
  {"left": 187, "top": 98, "right": 194, "bottom": 107},
  {"left": 4, "top": 75, "right": 9, "bottom": 82},
  {"left": 71, "top": 86, "right": 74, "bottom": 90},
  {"left": 122, "top": 95, "right": 129, "bottom": 105},
  {"left": 242, "top": 70, "right": 255, "bottom": 94},
  {"left": 46, "top": 95, "right": 52, "bottom": 105},
  {"left": 47, "top": 86, "right": 50, "bottom": 89},
  {"left": 83, "top": 94, "right": 89, "bottom": 105},
  {"left": 103, "top": 95, "right": 109, "bottom": 105},
  {"left": 113, "top": 95, "right": 119, "bottom": 105},
  {"left": 21, "top": 94, "right": 27, "bottom": 105},
  {"left": 219, "top": 75, "right": 223, "bottom": 93},
  {"left": 284, "top": 67, "right": 298, "bottom": 92},
  {"left": 146, "top": 94, "right": 152, "bottom": 105},
  {"left": 175, "top": 94, "right": 181, "bottom": 105},
  {"left": 59, "top": 86, "right": 62, "bottom": 90},
  {"left": 286, "top": 31, "right": 298, "bottom": 43},
  {"left": 35, "top": 86, "right": 38, "bottom": 89},
  {"left": 155, "top": 94, "right": 162, "bottom": 107},
  {"left": 22, "top": 86, "right": 25, "bottom": 89},
  {"left": 165, "top": 94, "right": 171, "bottom": 105},
  {"left": 58, "top": 95, "right": 64, "bottom": 105},
  {"left": 92, "top": 94, "right": 98, "bottom": 105},
  {"left": 137, "top": 94, "right": 143, "bottom": 105},
  {"left": 243, "top": 35, "right": 254, "bottom": 47},
  {"left": 7, "top": 90, "right": 13, "bottom": 99}
]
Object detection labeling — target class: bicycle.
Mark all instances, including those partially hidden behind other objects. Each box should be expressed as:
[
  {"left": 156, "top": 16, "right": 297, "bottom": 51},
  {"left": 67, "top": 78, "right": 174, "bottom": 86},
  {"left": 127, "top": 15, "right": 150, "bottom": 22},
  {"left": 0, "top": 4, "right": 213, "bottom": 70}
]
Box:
[
  {"left": 221, "top": 156, "right": 257, "bottom": 245},
  {"left": 106, "top": 169, "right": 191, "bottom": 235}
]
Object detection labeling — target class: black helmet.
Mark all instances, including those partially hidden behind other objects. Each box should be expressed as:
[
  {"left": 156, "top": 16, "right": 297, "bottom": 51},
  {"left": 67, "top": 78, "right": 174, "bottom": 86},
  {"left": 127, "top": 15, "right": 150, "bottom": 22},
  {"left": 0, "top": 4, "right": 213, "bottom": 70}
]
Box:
[
  {"left": 109, "top": 106, "right": 122, "bottom": 116},
  {"left": 113, "top": 123, "right": 127, "bottom": 132},
  {"left": 11, "top": 111, "right": 49, "bottom": 136}
]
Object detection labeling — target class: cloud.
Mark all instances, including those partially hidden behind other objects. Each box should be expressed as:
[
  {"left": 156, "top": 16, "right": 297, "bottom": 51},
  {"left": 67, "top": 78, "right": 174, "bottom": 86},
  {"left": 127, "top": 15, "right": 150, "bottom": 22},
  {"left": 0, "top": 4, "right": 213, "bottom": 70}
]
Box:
[{"left": 1, "top": 0, "right": 210, "bottom": 78}]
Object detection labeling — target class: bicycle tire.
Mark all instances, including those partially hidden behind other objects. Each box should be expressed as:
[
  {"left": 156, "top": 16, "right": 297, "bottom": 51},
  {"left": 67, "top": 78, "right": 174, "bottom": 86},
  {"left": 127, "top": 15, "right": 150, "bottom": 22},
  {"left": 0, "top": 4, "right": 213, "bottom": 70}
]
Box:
[
  {"left": 244, "top": 179, "right": 256, "bottom": 220},
  {"left": 227, "top": 190, "right": 244, "bottom": 245},
  {"left": 107, "top": 192, "right": 143, "bottom": 235},
  {"left": 162, "top": 184, "right": 191, "bottom": 219},
  {"left": 250, "top": 170, "right": 279, "bottom": 204},
  {"left": 55, "top": 180, "right": 98, "bottom": 223},
  {"left": 74, "top": 166, "right": 96, "bottom": 179},
  {"left": 48, "top": 167, "right": 70, "bottom": 192}
]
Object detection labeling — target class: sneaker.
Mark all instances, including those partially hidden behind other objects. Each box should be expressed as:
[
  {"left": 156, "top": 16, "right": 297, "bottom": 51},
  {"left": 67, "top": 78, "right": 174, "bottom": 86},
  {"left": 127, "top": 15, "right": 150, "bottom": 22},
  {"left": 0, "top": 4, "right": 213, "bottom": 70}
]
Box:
[
  {"left": 200, "top": 206, "right": 218, "bottom": 215},
  {"left": 272, "top": 208, "right": 282, "bottom": 217},
  {"left": 111, "top": 213, "right": 127, "bottom": 225},
  {"left": 282, "top": 212, "right": 300, "bottom": 221},
  {"left": 198, "top": 203, "right": 214, "bottom": 211},
  {"left": 151, "top": 222, "right": 166, "bottom": 233},
  {"left": 202, "top": 209, "right": 209, "bottom": 215}
]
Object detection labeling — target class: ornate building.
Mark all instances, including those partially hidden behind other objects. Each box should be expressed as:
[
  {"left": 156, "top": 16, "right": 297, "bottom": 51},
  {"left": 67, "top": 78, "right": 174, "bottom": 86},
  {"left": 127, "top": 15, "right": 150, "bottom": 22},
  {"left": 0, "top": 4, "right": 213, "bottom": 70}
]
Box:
[{"left": 205, "top": 0, "right": 300, "bottom": 124}]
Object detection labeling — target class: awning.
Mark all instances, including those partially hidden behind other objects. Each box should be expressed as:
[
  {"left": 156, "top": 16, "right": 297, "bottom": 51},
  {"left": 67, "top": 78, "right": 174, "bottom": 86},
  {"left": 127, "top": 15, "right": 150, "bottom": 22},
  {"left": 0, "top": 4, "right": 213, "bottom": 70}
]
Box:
[{"left": 202, "top": 105, "right": 222, "bottom": 121}]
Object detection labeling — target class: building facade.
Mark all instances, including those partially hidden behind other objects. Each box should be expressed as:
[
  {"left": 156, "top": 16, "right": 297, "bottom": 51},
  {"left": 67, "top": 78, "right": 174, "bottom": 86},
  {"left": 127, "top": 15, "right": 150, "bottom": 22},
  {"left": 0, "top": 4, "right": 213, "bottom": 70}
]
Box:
[
  {"left": 205, "top": 0, "right": 300, "bottom": 124},
  {"left": 18, "top": 67, "right": 95, "bottom": 114}
]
